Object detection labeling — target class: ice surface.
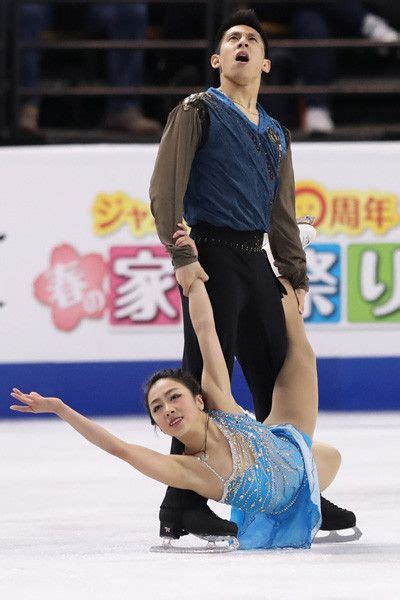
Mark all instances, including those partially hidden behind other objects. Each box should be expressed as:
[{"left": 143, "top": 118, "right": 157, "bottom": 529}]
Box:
[{"left": 1, "top": 412, "right": 399, "bottom": 600}]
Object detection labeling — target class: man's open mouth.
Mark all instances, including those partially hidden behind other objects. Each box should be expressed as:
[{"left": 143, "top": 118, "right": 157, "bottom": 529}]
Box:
[{"left": 235, "top": 52, "right": 249, "bottom": 63}]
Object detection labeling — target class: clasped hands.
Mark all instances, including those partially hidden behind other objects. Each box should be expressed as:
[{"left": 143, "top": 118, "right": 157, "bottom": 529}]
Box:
[{"left": 173, "top": 223, "right": 208, "bottom": 296}]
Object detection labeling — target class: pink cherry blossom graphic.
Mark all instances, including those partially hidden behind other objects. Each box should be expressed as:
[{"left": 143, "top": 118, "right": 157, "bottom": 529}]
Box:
[{"left": 34, "top": 244, "right": 109, "bottom": 331}]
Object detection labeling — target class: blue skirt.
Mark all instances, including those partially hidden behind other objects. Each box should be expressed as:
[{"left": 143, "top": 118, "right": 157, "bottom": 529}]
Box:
[{"left": 230, "top": 424, "right": 321, "bottom": 550}]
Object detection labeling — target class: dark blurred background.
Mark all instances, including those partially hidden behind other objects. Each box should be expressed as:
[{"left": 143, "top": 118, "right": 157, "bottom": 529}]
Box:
[{"left": 1, "top": 0, "right": 399, "bottom": 145}]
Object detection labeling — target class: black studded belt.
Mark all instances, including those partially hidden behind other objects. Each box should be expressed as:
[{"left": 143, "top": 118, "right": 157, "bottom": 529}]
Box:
[{"left": 190, "top": 223, "right": 264, "bottom": 253}]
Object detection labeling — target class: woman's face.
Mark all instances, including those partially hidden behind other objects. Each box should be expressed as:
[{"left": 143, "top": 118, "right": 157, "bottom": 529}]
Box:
[{"left": 147, "top": 378, "right": 205, "bottom": 436}]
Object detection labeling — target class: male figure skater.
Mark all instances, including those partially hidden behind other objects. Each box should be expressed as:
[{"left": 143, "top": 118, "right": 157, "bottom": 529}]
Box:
[{"left": 150, "top": 9, "right": 356, "bottom": 547}]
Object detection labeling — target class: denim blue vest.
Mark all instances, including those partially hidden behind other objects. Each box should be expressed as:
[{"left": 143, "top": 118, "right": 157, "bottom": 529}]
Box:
[{"left": 183, "top": 87, "right": 287, "bottom": 233}]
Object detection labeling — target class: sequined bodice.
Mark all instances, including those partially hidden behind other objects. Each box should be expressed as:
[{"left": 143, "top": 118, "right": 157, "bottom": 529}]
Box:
[{"left": 204, "top": 411, "right": 306, "bottom": 515}]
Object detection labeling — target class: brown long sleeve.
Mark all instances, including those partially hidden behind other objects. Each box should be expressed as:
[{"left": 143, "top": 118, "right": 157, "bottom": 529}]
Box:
[
  {"left": 149, "top": 100, "right": 205, "bottom": 269},
  {"left": 269, "top": 133, "right": 309, "bottom": 291}
]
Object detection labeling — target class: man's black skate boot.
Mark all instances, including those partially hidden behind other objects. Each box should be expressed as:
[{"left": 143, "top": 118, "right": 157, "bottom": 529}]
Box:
[
  {"left": 159, "top": 507, "right": 188, "bottom": 539},
  {"left": 159, "top": 489, "right": 237, "bottom": 540},
  {"left": 320, "top": 496, "right": 356, "bottom": 530}
]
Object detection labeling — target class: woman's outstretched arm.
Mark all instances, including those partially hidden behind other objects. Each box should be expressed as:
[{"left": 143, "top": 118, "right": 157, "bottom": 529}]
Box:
[
  {"left": 188, "top": 279, "right": 242, "bottom": 414},
  {"left": 9, "top": 388, "right": 203, "bottom": 492},
  {"left": 174, "top": 226, "right": 242, "bottom": 414}
]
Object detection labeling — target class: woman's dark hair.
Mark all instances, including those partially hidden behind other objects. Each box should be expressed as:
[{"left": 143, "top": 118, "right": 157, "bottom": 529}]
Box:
[
  {"left": 143, "top": 368, "right": 206, "bottom": 425},
  {"left": 214, "top": 9, "right": 269, "bottom": 58}
]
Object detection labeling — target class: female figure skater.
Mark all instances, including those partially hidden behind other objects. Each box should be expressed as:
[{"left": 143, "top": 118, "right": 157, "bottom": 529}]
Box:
[{"left": 10, "top": 228, "right": 343, "bottom": 551}]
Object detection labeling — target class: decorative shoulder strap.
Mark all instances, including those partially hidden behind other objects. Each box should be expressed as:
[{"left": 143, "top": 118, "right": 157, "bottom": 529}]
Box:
[
  {"left": 197, "top": 455, "right": 227, "bottom": 484},
  {"left": 182, "top": 91, "right": 212, "bottom": 110},
  {"left": 181, "top": 92, "right": 211, "bottom": 147}
]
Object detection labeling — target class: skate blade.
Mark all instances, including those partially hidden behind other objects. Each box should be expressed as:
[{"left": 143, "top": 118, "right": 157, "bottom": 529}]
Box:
[
  {"left": 150, "top": 535, "right": 239, "bottom": 554},
  {"left": 314, "top": 526, "right": 362, "bottom": 544},
  {"left": 296, "top": 215, "right": 316, "bottom": 226}
]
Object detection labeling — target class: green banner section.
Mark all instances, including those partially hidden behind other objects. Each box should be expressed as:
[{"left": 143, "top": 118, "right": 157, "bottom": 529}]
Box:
[{"left": 348, "top": 244, "right": 400, "bottom": 322}]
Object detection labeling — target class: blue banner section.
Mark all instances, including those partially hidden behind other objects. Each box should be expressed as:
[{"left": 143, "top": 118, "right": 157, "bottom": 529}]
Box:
[
  {"left": 1, "top": 357, "right": 399, "bottom": 419},
  {"left": 304, "top": 244, "right": 341, "bottom": 323}
]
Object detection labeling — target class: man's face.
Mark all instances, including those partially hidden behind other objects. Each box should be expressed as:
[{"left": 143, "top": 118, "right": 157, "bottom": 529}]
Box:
[{"left": 211, "top": 25, "right": 271, "bottom": 84}]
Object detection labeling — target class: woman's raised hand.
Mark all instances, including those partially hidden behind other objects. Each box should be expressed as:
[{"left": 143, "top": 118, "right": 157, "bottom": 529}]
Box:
[
  {"left": 172, "top": 223, "right": 198, "bottom": 256},
  {"left": 10, "top": 388, "right": 62, "bottom": 414}
]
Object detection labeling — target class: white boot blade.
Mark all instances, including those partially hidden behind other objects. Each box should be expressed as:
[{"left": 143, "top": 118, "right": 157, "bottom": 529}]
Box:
[
  {"left": 150, "top": 535, "right": 239, "bottom": 554},
  {"left": 298, "top": 223, "right": 317, "bottom": 248},
  {"left": 263, "top": 218, "right": 316, "bottom": 255},
  {"left": 296, "top": 215, "right": 316, "bottom": 226},
  {"left": 314, "top": 526, "right": 362, "bottom": 544}
]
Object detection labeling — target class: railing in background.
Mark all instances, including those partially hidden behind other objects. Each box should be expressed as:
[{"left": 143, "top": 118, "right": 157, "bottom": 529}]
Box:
[
  {"left": 8, "top": 0, "right": 217, "bottom": 139},
  {"left": 3, "top": 0, "right": 400, "bottom": 142}
]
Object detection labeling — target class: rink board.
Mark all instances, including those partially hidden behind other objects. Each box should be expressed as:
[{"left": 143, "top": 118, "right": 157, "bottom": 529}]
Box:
[
  {"left": 1, "top": 357, "right": 399, "bottom": 418},
  {"left": 1, "top": 143, "right": 400, "bottom": 416}
]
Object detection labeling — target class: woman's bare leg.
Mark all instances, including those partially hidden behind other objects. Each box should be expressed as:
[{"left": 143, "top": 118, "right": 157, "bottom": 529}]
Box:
[
  {"left": 312, "top": 442, "right": 341, "bottom": 491},
  {"left": 263, "top": 279, "right": 342, "bottom": 491},
  {"left": 263, "top": 278, "right": 318, "bottom": 440}
]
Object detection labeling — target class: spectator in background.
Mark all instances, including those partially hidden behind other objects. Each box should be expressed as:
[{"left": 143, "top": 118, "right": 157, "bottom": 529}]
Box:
[
  {"left": 155, "top": 3, "right": 225, "bottom": 117},
  {"left": 18, "top": 3, "right": 161, "bottom": 136},
  {"left": 291, "top": 1, "right": 400, "bottom": 134},
  {"left": 253, "top": 1, "right": 400, "bottom": 134},
  {"left": 365, "top": 1, "right": 400, "bottom": 26}
]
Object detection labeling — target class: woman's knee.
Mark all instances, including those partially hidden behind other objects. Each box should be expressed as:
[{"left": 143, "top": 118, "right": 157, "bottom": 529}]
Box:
[
  {"left": 312, "top": 442, "right": 342, "bottom": 490},
  {"left": 330, "top": 446, "right": 342, "bottom": 471},
  {"left": 327, "top": 446, "right": 342, "bottom": 485},
  {"left": 320, "top": 443, "right": 342, "bottom": 474}
]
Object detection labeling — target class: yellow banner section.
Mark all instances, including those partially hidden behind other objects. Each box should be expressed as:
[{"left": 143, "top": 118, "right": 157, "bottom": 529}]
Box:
[
  {"left": 295, "top": 180, "right": 399, "bottom": 236},
  {"left": 92, "top": 182, "right": 400, "bottom": 239},
  {"left": 92, "top": 191, "right": 155, "bottom": 237}
]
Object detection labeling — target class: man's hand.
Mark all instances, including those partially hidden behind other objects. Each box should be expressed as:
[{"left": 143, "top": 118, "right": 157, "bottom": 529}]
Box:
[
  {"left": 173, "top": 223, "right": 198, "bottom": 256},
  {"left": 173, "top": 223, "right": 208, "bottom": 296},
  {"left": 294, "top": 288, "right": 306, "bottom": 315},
  {"left": 10, "top": 388, "right": 62, "bottom": 414},
  {"left": 175, "top": 262, "right": 209, "bottom": 297}
]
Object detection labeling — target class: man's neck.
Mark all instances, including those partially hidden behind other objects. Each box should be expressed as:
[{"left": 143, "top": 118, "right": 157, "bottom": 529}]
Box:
[{"left": 218, "top": 77, "right": 260, "bottom": 112}]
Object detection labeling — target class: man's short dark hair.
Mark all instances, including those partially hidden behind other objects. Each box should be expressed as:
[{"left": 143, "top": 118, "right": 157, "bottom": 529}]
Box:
[{"left": 214, "top": 9, "right": 269, "bottom": 58}]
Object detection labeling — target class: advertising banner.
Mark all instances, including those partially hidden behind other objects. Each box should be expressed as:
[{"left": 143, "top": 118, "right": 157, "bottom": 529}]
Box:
[{"left": 1, "top": 142, "right": 399, "bottom": 414}]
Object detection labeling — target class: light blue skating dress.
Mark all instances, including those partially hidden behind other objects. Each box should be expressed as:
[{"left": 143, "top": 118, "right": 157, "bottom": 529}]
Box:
[{"left": 202, "top": 410, "right": 321, "bottom": 550}]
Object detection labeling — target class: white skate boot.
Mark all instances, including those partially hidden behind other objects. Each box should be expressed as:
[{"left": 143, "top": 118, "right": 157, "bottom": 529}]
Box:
[{"left": 263, "top": 215, "right": 317, "bottom": 277}]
